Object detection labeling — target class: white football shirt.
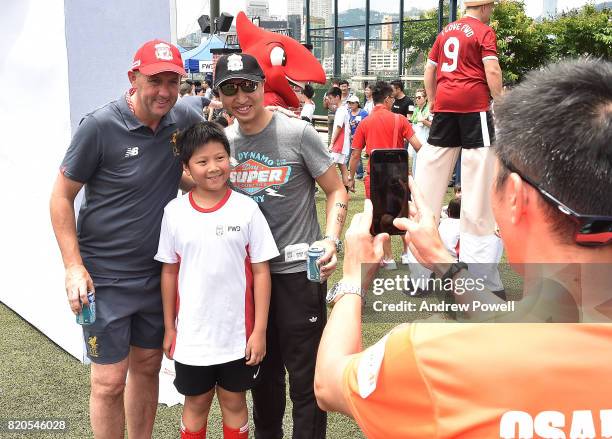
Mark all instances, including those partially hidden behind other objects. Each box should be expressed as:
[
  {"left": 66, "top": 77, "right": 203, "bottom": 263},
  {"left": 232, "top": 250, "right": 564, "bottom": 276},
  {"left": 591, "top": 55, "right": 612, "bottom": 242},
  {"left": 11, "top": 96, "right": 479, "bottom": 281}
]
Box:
[{"left": 155, "top": 189, "right": 279, "bottom": 366}]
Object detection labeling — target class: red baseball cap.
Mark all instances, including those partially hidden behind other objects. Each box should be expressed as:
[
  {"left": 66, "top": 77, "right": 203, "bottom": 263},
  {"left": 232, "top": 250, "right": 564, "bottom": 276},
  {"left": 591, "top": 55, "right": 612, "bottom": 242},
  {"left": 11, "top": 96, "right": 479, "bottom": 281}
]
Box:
[{"left": 130, "top": 39, "right": 186, "bottom": 76}]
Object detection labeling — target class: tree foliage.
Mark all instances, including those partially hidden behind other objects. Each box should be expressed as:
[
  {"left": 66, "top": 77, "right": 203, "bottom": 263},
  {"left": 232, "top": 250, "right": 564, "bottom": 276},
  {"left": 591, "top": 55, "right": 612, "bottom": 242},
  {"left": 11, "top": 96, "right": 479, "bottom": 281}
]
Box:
[
  {"left": 402, "top": 1, "right": 612, "bottom": 84},
  {"left": 540, "top": 4, "right": 612, "bottom": 60},
  {"left": 490, "top": 0, "right": 552, "bottom": 83},
  {"left": 401, "top": 8, "right": 443, "bottom": 68}
]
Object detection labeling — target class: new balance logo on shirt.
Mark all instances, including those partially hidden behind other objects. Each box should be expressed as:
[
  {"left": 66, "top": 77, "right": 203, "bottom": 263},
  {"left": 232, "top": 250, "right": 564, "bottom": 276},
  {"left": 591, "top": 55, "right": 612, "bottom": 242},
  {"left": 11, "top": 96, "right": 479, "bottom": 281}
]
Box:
[{"left": 124, "top": 147, "right": 139, "bottom": 158}]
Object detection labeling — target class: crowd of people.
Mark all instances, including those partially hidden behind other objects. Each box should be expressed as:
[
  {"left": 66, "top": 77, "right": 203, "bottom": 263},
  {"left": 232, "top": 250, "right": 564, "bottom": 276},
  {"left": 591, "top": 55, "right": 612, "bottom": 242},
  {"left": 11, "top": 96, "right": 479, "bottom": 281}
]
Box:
[{"left": 49, "top": 0, "right": 611, "bottom": 438}]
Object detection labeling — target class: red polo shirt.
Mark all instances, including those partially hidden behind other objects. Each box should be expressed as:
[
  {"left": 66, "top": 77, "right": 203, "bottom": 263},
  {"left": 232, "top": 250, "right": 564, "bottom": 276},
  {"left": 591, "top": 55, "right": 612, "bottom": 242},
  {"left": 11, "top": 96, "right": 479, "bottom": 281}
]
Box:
[{"left": 351, "top": 104, "right": 415, "bottom": 197}]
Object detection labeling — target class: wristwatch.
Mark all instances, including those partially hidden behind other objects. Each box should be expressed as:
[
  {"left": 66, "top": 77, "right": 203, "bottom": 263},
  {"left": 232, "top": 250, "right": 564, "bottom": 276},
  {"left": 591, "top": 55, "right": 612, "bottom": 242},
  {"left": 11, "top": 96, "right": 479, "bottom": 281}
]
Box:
[
  {"left": 326, "top": 281, "right": 363, "bottom": 304},
  {"left": 324, "top": 235, "right": 343, "bottom": 253},
  {"left": 440, "top": 262, "right": 468, "bottom": 282}
]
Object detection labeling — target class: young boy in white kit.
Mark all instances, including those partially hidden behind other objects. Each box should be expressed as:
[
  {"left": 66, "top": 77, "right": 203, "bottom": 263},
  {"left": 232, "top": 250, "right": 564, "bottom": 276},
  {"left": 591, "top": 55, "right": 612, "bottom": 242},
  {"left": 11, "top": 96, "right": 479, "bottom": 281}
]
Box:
[{"left": 155, "top": 122, "right": 279, "bottom": 439}]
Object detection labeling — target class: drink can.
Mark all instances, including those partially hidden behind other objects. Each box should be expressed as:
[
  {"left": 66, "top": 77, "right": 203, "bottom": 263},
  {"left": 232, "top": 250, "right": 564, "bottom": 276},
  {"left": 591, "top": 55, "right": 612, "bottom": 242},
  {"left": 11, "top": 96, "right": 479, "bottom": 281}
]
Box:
[
  {"left": 307, "top": 246, "right": 325, "bottom": 282},
  {"left": 76, "top": 291, "right": 96, "bottom": 325}
]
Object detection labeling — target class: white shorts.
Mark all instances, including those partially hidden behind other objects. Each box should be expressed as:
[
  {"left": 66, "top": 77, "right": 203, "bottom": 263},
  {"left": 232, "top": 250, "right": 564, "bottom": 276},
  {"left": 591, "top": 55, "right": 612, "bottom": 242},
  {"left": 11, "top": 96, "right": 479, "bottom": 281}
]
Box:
[{"left": 331, "top": 152, "right": 348, "bottom": 165}]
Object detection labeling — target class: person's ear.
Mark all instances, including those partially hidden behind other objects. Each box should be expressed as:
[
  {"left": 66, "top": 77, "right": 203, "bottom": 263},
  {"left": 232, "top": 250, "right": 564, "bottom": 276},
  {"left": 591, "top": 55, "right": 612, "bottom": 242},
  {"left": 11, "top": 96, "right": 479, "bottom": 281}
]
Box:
[
  {"left": 506, "top": 173, "right": 526, "bottom": 226},
  {"left": 182, "top": 162, "right": 191, "bottom": 177},
  {"left": 128, "top": 71, "right": 137, "bottom": 86}
]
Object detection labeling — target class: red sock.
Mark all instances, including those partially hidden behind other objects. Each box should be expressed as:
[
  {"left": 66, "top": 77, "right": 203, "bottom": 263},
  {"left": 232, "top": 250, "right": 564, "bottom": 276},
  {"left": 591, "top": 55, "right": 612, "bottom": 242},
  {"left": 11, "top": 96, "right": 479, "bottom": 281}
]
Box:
[
  {"left": 223, "top": 422, "right": 248, "bottom": 439},
  {"left": 180, "top": 420, "right": 206, "bottom": 439}
]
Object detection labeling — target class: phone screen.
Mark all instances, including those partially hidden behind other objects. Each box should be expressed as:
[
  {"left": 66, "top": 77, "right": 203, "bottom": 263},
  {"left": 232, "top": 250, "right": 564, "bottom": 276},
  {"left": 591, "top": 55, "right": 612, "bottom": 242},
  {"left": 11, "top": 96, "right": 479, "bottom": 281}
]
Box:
[{"left": 369, "top": 149, "right": 410, "bottom": 235}]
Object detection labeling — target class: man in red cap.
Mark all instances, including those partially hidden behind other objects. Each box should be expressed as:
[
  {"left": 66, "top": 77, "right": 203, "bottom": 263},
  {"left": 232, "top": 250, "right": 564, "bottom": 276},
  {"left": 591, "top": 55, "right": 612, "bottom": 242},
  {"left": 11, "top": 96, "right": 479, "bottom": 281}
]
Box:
[{"left": 50, "top": 39, "right": 204, "bottom": 438}]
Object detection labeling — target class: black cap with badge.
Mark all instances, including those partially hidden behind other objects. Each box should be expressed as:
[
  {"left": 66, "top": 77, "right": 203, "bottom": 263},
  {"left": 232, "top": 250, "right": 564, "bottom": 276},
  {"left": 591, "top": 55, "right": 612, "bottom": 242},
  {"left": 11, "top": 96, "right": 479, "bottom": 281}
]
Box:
[{"left": 214, "top": 53, "right": 266, "bottom": 89}]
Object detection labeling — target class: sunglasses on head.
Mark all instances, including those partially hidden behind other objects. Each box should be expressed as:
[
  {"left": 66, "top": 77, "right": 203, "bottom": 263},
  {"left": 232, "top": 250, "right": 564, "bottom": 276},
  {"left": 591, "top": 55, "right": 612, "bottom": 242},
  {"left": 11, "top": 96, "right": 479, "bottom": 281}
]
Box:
[
  {"left": 219, "top": 80, "right": 258, "bottom": 96},
  {"left": 500, "top": 157, "right": 612, "bottom": 246}
]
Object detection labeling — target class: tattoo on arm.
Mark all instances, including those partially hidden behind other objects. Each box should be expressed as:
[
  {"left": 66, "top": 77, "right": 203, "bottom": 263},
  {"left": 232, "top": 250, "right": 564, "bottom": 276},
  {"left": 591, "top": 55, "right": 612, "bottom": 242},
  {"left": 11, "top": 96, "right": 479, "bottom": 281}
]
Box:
[
  {"left": 335, "top": 202, "right": 348, "bottom": 210},
  {"left": 336, "top": 212, "right": 346, "bottom": 225}
]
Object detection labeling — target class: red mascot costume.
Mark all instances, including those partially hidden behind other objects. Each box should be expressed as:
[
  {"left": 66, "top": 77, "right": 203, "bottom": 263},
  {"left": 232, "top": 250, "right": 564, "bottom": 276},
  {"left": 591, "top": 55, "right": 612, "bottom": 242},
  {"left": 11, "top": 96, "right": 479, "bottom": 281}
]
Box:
[{"left": 235, "top": 11, "right": 326, "bottom": 109}]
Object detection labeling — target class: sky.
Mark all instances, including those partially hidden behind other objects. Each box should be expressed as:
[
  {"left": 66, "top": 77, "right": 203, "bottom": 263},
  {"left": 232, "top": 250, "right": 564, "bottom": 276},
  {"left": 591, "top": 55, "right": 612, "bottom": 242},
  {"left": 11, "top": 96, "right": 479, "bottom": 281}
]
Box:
[{"left": 176, "top": 0, "right": 596, "bottom": 38}]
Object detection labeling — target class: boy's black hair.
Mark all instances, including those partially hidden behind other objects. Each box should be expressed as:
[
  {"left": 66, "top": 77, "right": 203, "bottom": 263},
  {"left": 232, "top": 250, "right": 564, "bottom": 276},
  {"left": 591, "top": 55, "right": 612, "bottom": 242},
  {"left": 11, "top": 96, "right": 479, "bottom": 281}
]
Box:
[
  {"left": 173, "top": 121, "right": 230, "bottom": 165},
  {"left": 215, "top": 116, "right": 229, "bottom": 127},
  {"left": 327, "top": 86, "right": 342, "bottom": 98},
  {"left": 448, "top": 197, "right": 461, "bottom": 219},
  {"left": 303, "top": 84, "right": 315, "bottom": 99}
]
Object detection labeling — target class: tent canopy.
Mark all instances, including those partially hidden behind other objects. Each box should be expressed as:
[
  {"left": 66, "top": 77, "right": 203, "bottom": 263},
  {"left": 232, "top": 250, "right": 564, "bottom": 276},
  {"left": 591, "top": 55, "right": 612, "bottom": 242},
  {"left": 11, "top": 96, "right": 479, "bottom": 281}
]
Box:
[
  {"left": 182, "top": 35, "right": 226, "bottom": 73},
  {"left": 182, "top": 35, "right": 225, "bottom": 62}
]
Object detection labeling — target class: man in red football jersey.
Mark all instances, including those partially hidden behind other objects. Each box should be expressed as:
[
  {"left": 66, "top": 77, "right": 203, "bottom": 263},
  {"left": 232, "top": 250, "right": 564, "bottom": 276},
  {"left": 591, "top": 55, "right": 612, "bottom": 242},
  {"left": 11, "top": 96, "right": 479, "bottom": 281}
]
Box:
[{"left": 411, "top": 0, "right": 503, "bottom": 289}]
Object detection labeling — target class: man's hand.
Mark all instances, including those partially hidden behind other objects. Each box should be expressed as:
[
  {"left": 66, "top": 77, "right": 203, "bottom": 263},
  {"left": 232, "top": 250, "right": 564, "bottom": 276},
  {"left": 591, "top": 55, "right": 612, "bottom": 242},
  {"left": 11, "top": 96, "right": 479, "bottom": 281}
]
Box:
[
  {"left": 65, "top": 264, "right": 94, "bottom": 315},
  {"left": 342, "top": 174, "right": 352, "bottom": 190},
  {"left": 342, "top": 199, "right": 389, "bottom": 287},
  {"left": 311, "top": 239, "right": 337, "bottom": 281},
  {"left": 347, "top": 176, "right": 356, "bottom": 193},
  {"left": 163, "top": 328, "right": 176, "bottom": 360},
  {"left": 393, "top": 177, "right": 454, "bottom": 271},
  {"left": 245, "top": 330, "right": 266, "bottom": 365}
]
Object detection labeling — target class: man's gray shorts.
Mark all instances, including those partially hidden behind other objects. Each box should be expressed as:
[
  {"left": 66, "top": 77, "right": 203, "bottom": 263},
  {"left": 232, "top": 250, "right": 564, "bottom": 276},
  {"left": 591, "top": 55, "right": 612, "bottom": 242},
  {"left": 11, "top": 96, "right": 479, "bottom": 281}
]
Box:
[{"left": 82, "top": 274, "right": 163, "bottom": 364}]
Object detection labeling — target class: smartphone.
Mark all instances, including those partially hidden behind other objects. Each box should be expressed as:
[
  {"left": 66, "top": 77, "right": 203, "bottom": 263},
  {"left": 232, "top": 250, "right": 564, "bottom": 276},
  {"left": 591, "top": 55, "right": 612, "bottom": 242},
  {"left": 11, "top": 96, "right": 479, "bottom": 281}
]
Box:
[{"left": 369, "top": 149, "right": 410, "bottom": 235}]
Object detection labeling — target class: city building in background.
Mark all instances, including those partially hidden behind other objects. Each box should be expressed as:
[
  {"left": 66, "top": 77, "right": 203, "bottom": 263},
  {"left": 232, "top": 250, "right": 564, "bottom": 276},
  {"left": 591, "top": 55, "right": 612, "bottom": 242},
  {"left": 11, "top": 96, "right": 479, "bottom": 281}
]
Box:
[
  {"left": 542, "top": 0, "right": 558, "bottom": 17},
  {"left": 307, "top": 0, "right": 451, "bottom": 79},
  {"left": 246, "top": 0, "right": 270, "bottom": 19},
  {"left": 179, "top": 0, "right": 454, "bottom": 79}
]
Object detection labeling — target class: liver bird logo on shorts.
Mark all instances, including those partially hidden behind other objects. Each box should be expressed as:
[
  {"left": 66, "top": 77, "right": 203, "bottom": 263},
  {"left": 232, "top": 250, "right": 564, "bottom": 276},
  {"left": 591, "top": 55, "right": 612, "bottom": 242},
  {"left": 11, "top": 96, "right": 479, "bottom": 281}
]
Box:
[{"left": 87, "top": 336, "right": 99, "bottom": 358}]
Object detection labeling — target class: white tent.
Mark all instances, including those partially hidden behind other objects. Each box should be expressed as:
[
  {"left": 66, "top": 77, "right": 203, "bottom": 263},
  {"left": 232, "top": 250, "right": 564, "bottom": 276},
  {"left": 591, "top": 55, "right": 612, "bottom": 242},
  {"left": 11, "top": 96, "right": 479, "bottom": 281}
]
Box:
[{"left": 0, "top": 0, "right": 175, "bottom": 362}]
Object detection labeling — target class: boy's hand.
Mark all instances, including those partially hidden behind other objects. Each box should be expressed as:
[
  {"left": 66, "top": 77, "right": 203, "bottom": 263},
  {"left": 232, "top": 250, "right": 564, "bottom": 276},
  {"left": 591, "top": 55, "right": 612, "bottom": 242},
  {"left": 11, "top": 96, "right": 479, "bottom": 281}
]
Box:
[
  {"left": 163, "top": 328, "right": 176, "bottom": 360},
  {"left": 245, "top": 330, "right": 266, "bottom": 366}
]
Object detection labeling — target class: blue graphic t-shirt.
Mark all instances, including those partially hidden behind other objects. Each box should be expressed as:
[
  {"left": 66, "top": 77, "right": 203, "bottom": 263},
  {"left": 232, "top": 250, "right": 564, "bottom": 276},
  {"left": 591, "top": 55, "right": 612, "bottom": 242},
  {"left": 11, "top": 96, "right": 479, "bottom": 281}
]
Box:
[{"left": 349, "top": 109, "right": 369, "bottom": 137}]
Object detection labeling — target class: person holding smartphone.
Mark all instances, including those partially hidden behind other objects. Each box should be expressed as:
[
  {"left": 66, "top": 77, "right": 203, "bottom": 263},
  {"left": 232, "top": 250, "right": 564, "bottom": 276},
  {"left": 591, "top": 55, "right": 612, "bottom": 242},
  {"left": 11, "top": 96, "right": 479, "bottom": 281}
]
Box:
[
  {"left": 349, "top": 80, "right": 421, "bottom": 266},
  {"left": 315, "top": 59, "right": 612, "bottom": 439}
]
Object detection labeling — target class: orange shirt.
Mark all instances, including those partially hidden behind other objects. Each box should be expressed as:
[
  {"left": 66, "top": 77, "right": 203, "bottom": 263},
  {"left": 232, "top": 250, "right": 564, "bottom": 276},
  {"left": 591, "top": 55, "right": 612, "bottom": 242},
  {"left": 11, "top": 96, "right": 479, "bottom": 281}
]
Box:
[
  {"left": 343, "top": 323, "right": 612, "bottom": 438},
  {"left": 352, "top": 105, "right": 415, "bottom": 156}
]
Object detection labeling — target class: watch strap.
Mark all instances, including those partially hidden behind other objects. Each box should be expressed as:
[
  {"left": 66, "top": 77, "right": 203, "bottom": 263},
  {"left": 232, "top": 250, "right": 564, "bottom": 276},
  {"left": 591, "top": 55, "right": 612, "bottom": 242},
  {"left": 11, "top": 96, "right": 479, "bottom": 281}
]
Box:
[
  {"left": 323, "top": 235, "right": 343, "bottom": 253},
  {"left": 440, "top": 262, "right": 468, "bottom": 282},
  {"left": 326, "top": 281, "right": 362, "bottom": 304}
]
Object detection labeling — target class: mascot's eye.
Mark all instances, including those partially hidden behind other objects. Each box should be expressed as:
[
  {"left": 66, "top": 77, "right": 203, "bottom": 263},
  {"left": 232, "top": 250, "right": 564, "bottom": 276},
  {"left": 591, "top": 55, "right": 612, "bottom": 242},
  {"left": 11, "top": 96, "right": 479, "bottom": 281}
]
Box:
[{"left": 270, "top": 47, "right": 287, "bottom": 66}]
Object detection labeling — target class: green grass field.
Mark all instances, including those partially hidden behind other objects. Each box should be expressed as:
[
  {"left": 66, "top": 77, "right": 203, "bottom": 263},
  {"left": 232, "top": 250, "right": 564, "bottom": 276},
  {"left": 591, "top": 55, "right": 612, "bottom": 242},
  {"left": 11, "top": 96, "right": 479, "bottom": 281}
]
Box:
[{"left": 0, "top": 175, "right": 486, "bottom": 438}]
